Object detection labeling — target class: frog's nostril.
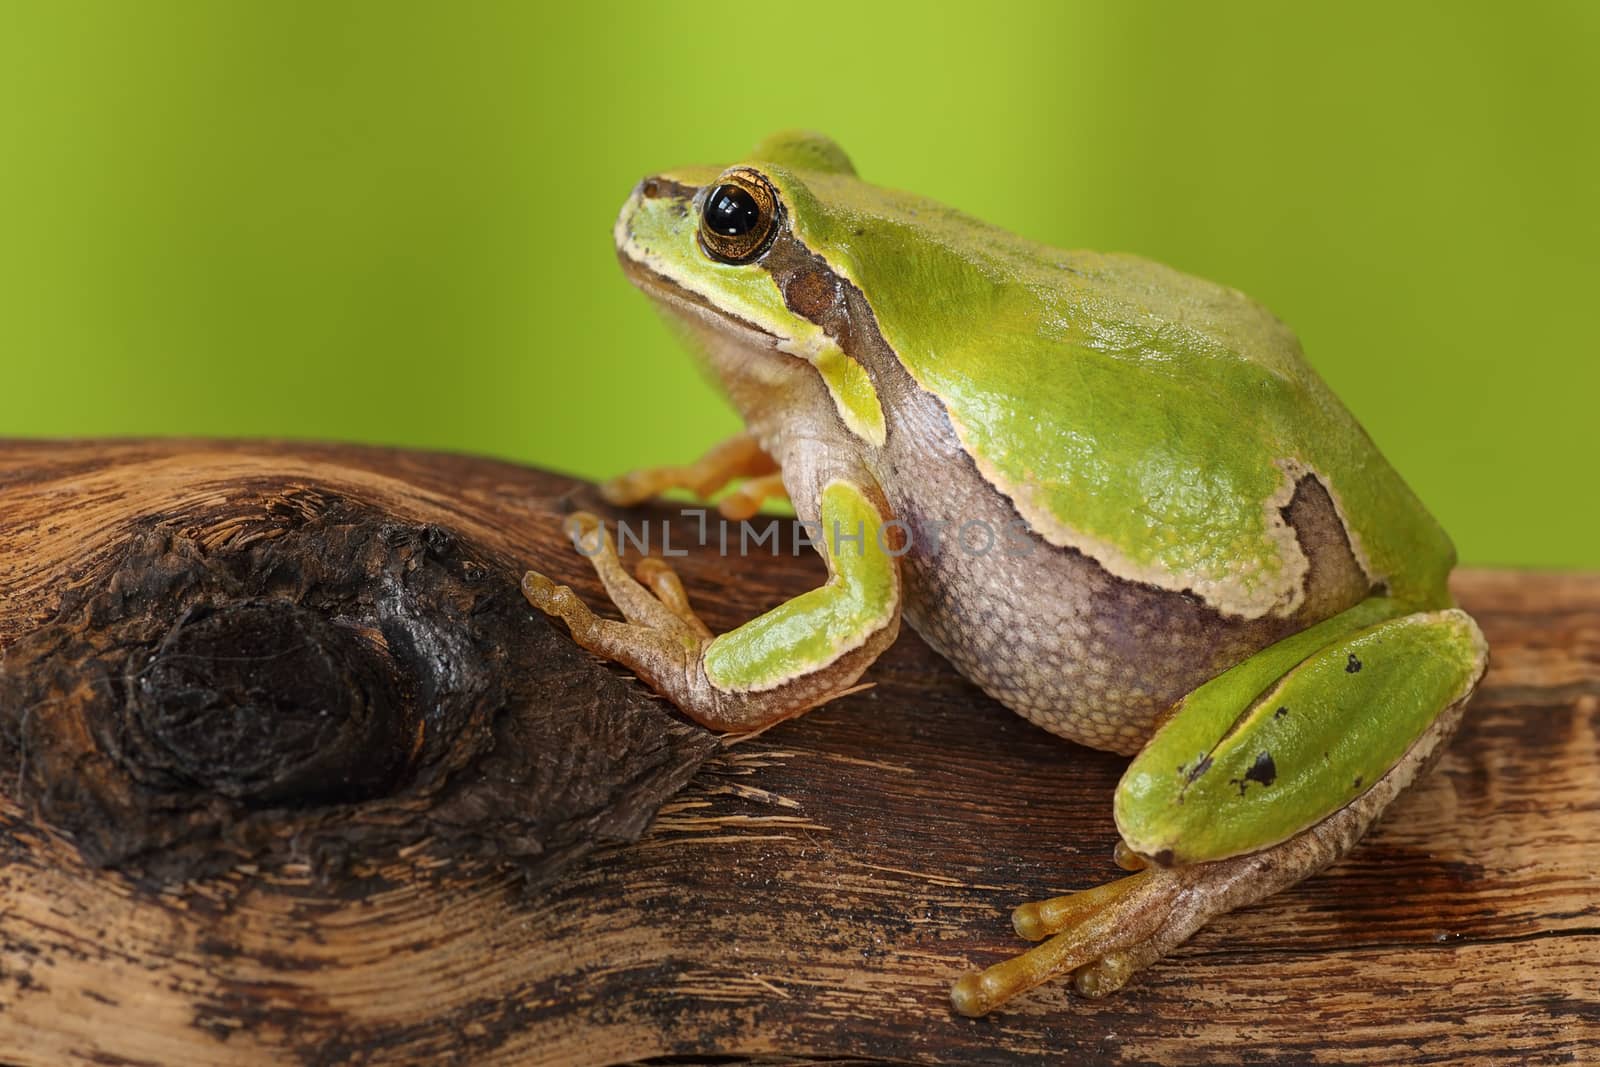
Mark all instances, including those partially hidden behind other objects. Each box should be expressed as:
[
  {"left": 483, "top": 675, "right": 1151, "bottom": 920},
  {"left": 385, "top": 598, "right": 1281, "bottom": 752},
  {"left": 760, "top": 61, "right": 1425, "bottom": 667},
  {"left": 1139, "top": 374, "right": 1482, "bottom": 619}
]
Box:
[{"left": 641, "top": 178, "right": 663, "bottom": 199}]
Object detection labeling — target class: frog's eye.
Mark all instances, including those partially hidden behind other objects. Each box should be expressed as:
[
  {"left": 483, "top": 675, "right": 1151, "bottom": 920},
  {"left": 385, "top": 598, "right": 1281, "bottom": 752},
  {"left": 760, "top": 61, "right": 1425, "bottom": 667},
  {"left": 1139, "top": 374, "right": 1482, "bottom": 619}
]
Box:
[{"left": 699, "top": 170, "right": 780, "bottom": 264}]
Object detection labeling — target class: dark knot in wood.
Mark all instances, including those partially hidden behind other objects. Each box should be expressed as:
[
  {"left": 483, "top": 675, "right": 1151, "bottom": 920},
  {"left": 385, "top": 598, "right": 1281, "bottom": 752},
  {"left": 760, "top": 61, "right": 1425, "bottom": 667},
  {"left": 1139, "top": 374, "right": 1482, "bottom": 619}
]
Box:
[
  {"left": 0, "top": 489, "right": 715, "bottom": 887},
  {"left": 127, "top": 599, "right": 413, "bottom": 807}
]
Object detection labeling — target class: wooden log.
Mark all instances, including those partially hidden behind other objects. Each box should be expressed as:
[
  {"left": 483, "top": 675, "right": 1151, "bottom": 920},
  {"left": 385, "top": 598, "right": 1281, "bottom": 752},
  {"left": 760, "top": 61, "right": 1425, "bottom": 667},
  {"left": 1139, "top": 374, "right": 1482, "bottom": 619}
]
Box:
[{"left": 0, "top": 439, "right": 1594, "bottom": 1065}]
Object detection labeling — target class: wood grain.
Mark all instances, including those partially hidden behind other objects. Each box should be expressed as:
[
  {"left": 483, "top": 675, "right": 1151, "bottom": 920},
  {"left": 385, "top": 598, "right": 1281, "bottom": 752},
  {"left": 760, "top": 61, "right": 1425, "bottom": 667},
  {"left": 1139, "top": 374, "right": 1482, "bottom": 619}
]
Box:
[{"left": 0, "top": 440, "right": 1595, "bottom": 1066}]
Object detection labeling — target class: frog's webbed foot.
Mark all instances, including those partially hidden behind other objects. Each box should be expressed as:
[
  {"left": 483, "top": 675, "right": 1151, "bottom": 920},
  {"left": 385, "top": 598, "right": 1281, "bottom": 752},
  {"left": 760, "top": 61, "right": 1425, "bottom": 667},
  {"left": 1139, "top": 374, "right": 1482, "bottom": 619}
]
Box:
[
  {"left": 524, "top": 480, "right": 901, "bottom": 734},
  {"left": 599, "top": 433, "right": 786, "bottom": 519},
  {"left": 953, "top": 599, "right": 1488, "bottom": 1015}
]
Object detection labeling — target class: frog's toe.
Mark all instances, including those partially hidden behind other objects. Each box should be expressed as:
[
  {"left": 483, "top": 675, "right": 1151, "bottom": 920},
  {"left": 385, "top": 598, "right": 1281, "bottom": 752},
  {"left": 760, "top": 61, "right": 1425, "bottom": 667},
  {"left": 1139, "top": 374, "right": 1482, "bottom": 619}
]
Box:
[
  {"left": 554, "top": 511, "right": 706, "bottom": 642},
  {"left": 1071, "top": 943, "right": 1163, "bottom": 998},
  {"left": 952, "top": 870, "right": 1179, "bottom": 1017},
  {"left": 715, "top": 472, "right": 789, "bottom": 520},
  {"left": 598, "top": 468, "right": 664, "bottom": 507},
  {"left": 600, "top": 433, "right": 779, "bottom": 508},
  {"left": 520, "top": 571, "right": 589, "bottom": 629},
  {"left": 634, "top": 557, "right": 712, "bottom": 640},
  {"left": 1011, "top": 870, "right": 1157, "bottom": 941}
]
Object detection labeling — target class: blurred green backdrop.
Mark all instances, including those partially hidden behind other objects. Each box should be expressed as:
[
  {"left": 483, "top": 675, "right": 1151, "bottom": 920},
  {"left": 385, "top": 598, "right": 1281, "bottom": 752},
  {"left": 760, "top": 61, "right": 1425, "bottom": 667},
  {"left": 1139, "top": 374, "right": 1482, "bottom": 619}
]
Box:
[{"left": 2, "top": 2, "right": 1595, "bottom": 568}]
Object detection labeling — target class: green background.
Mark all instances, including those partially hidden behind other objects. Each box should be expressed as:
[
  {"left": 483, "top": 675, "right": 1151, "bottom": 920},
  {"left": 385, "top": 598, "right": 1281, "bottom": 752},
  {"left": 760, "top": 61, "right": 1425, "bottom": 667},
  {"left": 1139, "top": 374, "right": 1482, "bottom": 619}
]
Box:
[{"left": 3, "top": 2, "right": 1595, "bottom": 568}]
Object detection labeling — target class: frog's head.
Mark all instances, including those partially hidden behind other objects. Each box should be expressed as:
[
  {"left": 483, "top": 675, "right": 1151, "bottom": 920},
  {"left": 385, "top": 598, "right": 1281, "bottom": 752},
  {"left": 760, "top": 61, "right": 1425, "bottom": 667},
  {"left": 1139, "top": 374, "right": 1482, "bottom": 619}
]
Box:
[
  {"left": 613, "top": 131, "right": 901, "bottom": 446},
  {"left": 614, "top": 130, "right": 855, "bottom": 346}
]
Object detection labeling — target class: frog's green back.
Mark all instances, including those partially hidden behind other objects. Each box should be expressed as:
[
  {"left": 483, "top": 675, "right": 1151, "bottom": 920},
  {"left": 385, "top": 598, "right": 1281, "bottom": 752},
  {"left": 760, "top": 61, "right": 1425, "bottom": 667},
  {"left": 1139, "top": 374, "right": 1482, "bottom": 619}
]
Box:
[{"left": 766, "top": 164, "right": 1455, "bottom": 619}]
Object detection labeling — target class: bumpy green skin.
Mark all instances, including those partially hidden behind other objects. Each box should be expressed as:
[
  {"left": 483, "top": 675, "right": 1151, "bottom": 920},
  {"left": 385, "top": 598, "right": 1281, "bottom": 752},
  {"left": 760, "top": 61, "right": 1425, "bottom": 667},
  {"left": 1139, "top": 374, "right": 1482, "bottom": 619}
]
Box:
[
  {"left": 637, "top": 134, "right": 1455, "bottom": 619},
  {"left": 756, "top": 157, "right": 1454, "bottom": 620},
  {"left": 621, "top": 131, "right": 1481, "bottom": 866}
]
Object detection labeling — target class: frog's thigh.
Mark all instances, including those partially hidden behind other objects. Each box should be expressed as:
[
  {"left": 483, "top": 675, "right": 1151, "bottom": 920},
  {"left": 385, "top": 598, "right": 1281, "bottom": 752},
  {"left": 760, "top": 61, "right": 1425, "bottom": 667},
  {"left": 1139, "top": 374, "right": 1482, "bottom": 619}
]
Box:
[{"left": 1115, "top": 602, "right": 1488, "bottom": 864}]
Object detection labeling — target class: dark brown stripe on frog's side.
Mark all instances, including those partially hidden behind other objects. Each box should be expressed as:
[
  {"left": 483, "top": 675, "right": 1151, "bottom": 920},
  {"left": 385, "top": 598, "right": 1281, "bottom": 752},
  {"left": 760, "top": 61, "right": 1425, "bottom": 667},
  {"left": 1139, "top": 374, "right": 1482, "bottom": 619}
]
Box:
[
  {"left": 753, "top": 228, "right": 915, "bottom": 440},
  {"left": 759, "top": 231, "right": 862, "bottom": 351},
  {"left": 753, "top": 222, "right": 946, "bottom": 430}
]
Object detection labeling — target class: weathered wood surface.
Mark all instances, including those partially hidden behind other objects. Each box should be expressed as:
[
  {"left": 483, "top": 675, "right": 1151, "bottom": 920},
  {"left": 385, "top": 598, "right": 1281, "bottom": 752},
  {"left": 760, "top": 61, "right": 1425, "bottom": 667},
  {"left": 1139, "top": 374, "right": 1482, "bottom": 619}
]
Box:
[{"left": 0, "top": 440, "right": 1595, "bottom": 1066}]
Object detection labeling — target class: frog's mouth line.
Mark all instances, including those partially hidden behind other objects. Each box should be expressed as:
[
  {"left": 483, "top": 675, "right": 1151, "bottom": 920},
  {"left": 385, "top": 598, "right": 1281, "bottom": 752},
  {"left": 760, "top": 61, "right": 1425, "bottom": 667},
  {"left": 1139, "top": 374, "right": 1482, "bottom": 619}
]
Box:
[{"left": 615, "top": 246, "right": 785, "bottom": 350}]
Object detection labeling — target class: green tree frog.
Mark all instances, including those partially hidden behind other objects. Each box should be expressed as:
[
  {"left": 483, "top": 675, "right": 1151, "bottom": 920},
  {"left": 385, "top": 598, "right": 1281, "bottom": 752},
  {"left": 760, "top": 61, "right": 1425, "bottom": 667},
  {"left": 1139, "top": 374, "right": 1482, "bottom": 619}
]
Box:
[{"left": 521, "top": 131, "right": 1488, "bottom": 1015}]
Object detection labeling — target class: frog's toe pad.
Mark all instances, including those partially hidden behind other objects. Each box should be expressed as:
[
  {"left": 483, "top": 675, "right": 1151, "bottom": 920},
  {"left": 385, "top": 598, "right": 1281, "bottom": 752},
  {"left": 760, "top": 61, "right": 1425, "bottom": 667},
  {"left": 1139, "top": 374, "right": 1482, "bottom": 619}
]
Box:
[
  {"left": 1072, "top": 945, "right": 1159, "bottom": 998},
  {"left": 519, "top": 571, "right": 565, "bottom": 613},
  {"left": 521, "top": 573, "right": 598, "bottom": 634}
]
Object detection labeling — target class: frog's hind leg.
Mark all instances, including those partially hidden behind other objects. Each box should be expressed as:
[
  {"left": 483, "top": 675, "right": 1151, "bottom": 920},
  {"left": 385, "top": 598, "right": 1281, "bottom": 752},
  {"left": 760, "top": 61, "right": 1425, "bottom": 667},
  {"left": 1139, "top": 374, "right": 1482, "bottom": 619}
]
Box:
[
  {"left": 952, "top": 729, "right": 1448, "bottom": 1017},
  {"left": 951, "top": 599, "right": 1487, "bottom": 1016}
]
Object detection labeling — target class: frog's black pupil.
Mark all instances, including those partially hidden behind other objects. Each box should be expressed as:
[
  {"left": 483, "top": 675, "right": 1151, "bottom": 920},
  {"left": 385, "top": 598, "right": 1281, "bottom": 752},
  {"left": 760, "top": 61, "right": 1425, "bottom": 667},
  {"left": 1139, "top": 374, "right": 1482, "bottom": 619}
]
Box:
[{"left": 705, "top": 184, "right": 761, "bottom": 237}]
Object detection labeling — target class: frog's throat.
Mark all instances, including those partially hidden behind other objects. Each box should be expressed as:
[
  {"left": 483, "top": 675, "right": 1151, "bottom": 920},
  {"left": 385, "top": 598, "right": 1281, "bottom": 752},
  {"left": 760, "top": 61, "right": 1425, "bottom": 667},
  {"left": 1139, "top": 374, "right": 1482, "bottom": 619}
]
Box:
[
  {"left": 618, "top": 197, "right": 892, "bottom": 450},
  {"left": 616, "top": 249, "right": 786, "bottom": 352}
]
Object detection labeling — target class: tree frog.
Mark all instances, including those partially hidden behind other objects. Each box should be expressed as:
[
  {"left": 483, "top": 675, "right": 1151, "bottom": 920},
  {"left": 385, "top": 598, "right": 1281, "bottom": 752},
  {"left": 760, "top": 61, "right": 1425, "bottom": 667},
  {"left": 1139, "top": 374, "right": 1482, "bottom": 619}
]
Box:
[{"left": 521, "top": 131, "right": 1488, "bottom": 1015}]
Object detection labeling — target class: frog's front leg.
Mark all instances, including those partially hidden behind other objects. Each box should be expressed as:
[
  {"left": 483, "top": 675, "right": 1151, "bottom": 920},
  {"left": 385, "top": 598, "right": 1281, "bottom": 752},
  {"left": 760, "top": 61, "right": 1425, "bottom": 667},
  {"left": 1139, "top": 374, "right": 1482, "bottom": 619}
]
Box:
[
  {"left": 952, "top": 600, "right": 1487, "bottom": 1015},
  {"left": 524, "top": 478, "right": 899, "bottom": 732},
  {"left": 599, "top": 432, "right": 788, "bottom": 519}
]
